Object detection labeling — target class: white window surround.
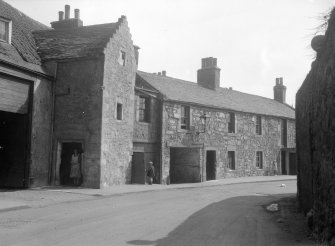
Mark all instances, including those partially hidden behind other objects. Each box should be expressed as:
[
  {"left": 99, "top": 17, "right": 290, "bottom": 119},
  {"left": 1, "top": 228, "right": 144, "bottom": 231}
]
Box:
[{"left": 0, "top": 17, "right": 12, "bottom": 44}]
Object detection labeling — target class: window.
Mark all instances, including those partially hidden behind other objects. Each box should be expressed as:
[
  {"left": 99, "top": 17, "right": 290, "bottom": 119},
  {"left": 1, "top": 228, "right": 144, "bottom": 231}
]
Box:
[
  {"left": 118, "top": 50, "right": 126, "bottom": 66},
  {"left": 138, "top": 96, "right": 150, "bottom": 122},
  {"left": 256, "top": 115, "right": 262, "bottom": 135},
  {"left": 281, "top": 119, "right": 287, "bottom": 147},
  {"left": 228, "top": 112, "right": 235, "bottom": 133},
  {"left": 116, "top": 103, "right": 123, "bottom": 120},
  {"left": 180, "top": 105, "right": 190, "bottom": 130},
  {"left": 227, "top": 151, "right": 235, "bottom": 170},
  {"left": 0, "top": 19, "right": 9, "bottom": 42},
  {"left": 256, "top": 151, "right": 263, "bottom": 169}
]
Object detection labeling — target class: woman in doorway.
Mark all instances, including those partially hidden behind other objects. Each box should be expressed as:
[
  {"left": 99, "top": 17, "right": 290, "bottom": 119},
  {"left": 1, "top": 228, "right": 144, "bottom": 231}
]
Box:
[{"left": 70, "top": 149, "right": 82, "bottom": 186}]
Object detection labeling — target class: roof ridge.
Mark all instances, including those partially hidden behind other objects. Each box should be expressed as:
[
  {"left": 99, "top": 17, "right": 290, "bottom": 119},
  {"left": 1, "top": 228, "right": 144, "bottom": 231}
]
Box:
[
  {"left": 137, "top": 70, "right": 295, "bottom": 119},
  {"left": 138, "top": 70, "right": 284, "bottom": 104},
  {"left": 1, "top": 0, "right": 49, "bottom": 30}
]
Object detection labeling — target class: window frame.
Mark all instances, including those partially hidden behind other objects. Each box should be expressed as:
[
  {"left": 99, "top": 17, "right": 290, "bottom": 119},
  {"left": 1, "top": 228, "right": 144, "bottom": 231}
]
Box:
[
  {"left": 228, "top": 112, "right": 235, "bottom": 133},
  {"left": 256, "top": 151, "right": 263, "bottom": 169},
  {"left": 180, "top": 105, "right": 190, "bottom": 130},
  {"left": 255, "top": 115, "right": 262, "bottom": 135},
  {"left": 138, "top": 96, "right": 151, "bottom": 123},
  {"left": 116, "top": 102, "right": 123, "bottom": 120},
  {"left": 118, "top": 50, "right": 126, "bottom": 66},
  {"left": 227, "top": 151, "right": 235, "bottom": 170},
  {"left": 0, "top": 17, "right": 11, "bottom": 43}
]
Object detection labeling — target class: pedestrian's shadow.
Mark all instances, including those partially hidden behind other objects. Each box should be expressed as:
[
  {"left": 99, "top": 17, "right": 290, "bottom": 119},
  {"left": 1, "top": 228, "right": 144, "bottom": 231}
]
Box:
[{"left": 127, "top": 193, "right": 308, "bottom": 246}]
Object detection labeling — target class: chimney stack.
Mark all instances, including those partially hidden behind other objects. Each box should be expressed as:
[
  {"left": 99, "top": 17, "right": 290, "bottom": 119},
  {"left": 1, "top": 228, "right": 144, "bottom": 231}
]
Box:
[
  {"left": 197, "top": 57, "right": 221, "bottom": 90},
  {"left": 74, "top": 9, "right": 80, "bottom": 19},
  {"left": 58, "top": 11, "right": 64, "bottom": 21},
  {"left": 65, "top": 5, "right": 70, "bottom": 19},
  {"left": 273, "top": 77, "right": 286, "bottom": 103},
  {"left": 162, "top": 71, "right": 166, "bottom": 76},
  {"left": 51, "top": 5, "right": 83, "bottom": 29}
]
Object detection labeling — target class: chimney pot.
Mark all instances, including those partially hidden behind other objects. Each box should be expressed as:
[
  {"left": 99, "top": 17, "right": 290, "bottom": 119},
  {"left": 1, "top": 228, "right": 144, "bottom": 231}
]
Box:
[
  {"left": 74, "top": 9, "right": 80, "bottom": 19},
  {"left": 158, "top": 72, "right": 162, "bottom": 76},
  {"left": 162, "top": 71, "right": 166, "bottom": 76},
  {"left": 65, "top": 5, "right": 70, "bottom": 19},
  {"left": 58, "top": 11, "right": 64, "bottom": 21}
]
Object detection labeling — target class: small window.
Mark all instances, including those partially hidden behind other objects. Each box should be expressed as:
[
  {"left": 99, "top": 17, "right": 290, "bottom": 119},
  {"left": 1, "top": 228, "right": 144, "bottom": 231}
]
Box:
[
  {"left": 116, "top": 103, "right": 123, "bottom": 120},
  {"left": 227, "top": 151, "right": 235, "bottom": 170},
  {"left": 0, "top": 19, "right": 9, "bottom": 43},
  {"left": 228, "top": 112, "right": 235, "bottom": 133},
  {"left": 256, "top": 151, "right": 263, "bottom": 169},
  {"left": 138, "top": 96, "right": 151, "bottom": 122},
  {"left": 256, "top": 115, "right": 262, "bottom": 135},
  {"left": 281, "top": 119, "right": 287, "bottom": 147},
  {"left": 180, "top": 105, "right": 190, "bottom": 130},
  {"left": 118, "top": 50, "right": 126, "bottom": 66}
]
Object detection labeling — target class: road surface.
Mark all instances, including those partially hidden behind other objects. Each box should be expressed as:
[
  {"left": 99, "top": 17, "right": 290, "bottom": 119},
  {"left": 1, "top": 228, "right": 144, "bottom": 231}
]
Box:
[{"left": 0, "top": 180, "right": 312, "bottom": 246}]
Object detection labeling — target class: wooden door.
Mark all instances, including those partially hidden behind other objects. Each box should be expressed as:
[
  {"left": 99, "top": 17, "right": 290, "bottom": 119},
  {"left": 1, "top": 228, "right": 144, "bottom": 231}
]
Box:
[
  {"left": 131, "top": 152, "right": 145, "bottom": 184},
  {"left": 206, "top": 151, "right": 216, "bottom": 180},
  {"left": 289, "top": 153, "right": 297, "bottom": 175}
]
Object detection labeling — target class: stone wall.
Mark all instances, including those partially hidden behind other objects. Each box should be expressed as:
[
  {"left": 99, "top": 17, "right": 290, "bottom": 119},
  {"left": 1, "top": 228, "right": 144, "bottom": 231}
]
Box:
[
  {"left": 100, "top": 18, "right": 136, "bottom": 187},
  {"left": 53, "top": 58, "right": 104, "bottom": 188},
  {"left": 296, "top": 8, "right": 335, "bottom": 242},
  {"left": 29, "top": 76, "right": 53, "bottom": 187},
  {"left": 161, "top": 101, "right": 295, "bottom": 184}
]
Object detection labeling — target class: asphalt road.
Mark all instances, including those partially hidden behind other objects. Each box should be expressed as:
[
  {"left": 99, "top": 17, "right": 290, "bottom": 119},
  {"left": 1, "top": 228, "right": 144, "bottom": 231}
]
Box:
[{"left": 0, "top": 180, "right": 312, "bottom": 246}]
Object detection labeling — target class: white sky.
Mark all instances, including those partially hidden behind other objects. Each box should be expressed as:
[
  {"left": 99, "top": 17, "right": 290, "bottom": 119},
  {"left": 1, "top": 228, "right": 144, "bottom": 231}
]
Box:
[{"left": 6, "top": 0, "right": 334, "bottom": 106}]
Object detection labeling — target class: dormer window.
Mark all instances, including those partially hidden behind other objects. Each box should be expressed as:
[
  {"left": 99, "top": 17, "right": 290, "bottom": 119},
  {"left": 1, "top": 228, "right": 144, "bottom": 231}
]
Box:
[{"left": 0, "top": 18, "right": 11, "bottom": 43}]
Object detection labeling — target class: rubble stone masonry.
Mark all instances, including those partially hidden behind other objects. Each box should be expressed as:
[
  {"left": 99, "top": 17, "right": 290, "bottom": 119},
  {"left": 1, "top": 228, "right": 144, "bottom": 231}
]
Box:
[
  {"left": 161, "top": 101, "right": 295, "bottom": 184},
  {"left": 296, "top": 8, "right": 335, "bottom": 242},
  {"left": 100, "top": 18, "right": 136, "bottom": 187}
]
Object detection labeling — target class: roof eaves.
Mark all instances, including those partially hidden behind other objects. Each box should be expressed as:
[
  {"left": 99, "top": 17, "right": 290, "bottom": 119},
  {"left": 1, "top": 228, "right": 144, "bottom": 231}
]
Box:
[
  {"left": 163, "top": 98, "right": 295, "bottom": 120},
  {"left": 0, "top": 55, "right": 53, "bottom": 79}
]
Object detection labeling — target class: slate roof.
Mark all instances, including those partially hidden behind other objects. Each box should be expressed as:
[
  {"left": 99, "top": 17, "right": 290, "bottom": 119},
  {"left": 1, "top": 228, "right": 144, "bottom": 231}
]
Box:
[
  {"left": 33, "top": 22, "right": 120, "bottom": 62},
  {"left": 0, "top": 0, "right": 49, "bottom": 67},
  {"left": 137, "top": 71, "right": 295, "bottom": 119}
]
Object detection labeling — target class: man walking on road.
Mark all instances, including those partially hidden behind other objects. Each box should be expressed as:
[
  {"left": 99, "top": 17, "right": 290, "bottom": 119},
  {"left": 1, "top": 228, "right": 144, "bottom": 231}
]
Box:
[{"left": 147, "top": 161, "right": 155, "bottom": 185}]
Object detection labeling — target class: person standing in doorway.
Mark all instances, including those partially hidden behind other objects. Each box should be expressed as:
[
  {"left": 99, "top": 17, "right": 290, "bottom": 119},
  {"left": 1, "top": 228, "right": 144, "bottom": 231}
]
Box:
[
  {"left": 70, "top": 149, "right": 82, "bottom": 186},
  {"left": 146, "top": 161, "right": 155, "bottom": 185}
]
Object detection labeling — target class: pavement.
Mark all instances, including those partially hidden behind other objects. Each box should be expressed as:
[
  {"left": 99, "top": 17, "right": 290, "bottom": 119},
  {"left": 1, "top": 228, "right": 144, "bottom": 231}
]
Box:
[{"left": 0, "top": 175, "right": 296, "bottom": 213}]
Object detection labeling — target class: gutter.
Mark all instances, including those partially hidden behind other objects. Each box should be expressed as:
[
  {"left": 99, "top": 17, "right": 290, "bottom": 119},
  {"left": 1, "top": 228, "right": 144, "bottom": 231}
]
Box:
[{"left": 0, "top": 58, "right": 53, "bottom": 79}]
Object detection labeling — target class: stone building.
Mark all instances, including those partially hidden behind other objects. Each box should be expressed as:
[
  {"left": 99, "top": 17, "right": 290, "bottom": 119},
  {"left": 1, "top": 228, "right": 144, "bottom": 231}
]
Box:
[
  {"left": 0, "top": 1, "right": 137, "bottom": 188},
  {"left": 296, "top": 8, "right": 335, "bottom": 242},
  {"left": 134, "top": 57, "right": 296, "bottom": 184},
  {"left": 0, "top": 0, "right": 297, "bottom": 189}
]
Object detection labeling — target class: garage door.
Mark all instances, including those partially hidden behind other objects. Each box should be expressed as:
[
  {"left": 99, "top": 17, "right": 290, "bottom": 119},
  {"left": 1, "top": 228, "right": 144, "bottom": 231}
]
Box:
[{"left": 0, "top": 74, "right": 30, "bottom": 114}]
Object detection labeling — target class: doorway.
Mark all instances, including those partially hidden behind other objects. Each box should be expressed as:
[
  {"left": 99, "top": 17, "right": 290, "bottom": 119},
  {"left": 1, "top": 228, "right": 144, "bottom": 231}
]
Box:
[
  {"left": 281, "top": 150, "right": 287, "bottom": 175},
  {"left": 59, "top": 142, "right": 83, "bottom": 186},
  {"left": 170, "top": 147, "right": 201, "bottom": 184},
  {"left": 0, "top": 110, "right": 29, "bottom": 188},
  {"left": 206, "top": 150, "right": 216, "bottom": 181},
  {"left": 131, "top": 152, "right": 145, "bottom": 184},
  {"left": 289, "top": 152, "right": 297, "bottom": 175}
]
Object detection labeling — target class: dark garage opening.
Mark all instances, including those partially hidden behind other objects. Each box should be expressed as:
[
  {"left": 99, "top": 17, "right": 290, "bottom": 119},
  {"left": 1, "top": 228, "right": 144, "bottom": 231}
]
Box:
[
  {"left": 0, "top": 110, "right": 29, "bottom": 188},
  {"left": 170, "top": 147, "right": 201, "bottom": 184},
  {"left": 206, "top": 150, "right": 216, "bottom": 181}
]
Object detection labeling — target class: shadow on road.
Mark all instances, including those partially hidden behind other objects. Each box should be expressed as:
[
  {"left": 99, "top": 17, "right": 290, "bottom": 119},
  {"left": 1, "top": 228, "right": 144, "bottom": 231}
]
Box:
[{"left": 127, "top": 193, "right": 312, "bottom": 246}]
